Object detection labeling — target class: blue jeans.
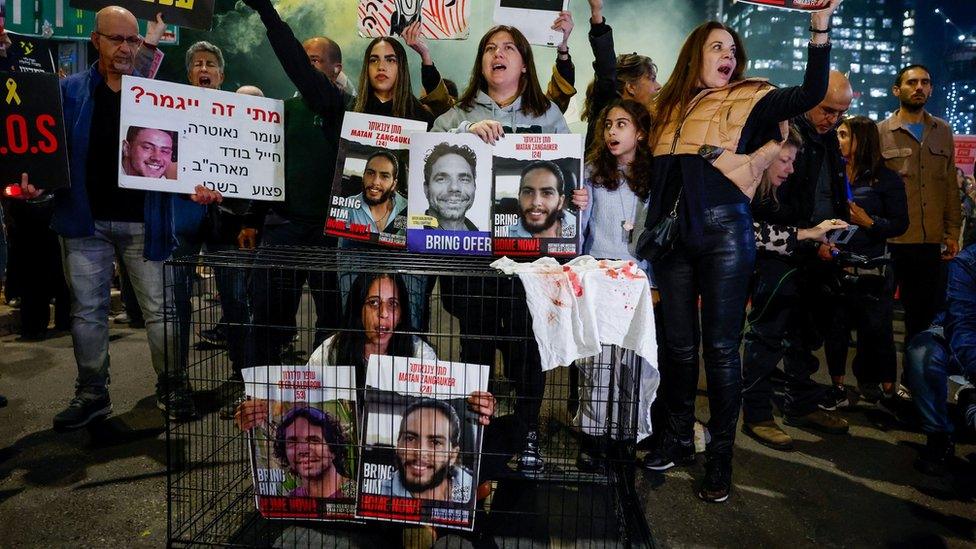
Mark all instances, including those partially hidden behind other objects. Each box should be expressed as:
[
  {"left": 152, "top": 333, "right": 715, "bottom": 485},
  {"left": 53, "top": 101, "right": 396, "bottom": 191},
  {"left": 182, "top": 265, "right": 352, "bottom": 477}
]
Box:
[
  {"left": 904, "top": 328, "right": 967, "bottom": 434},
  {"left": 62, "top": 221, "right": 177, "bottom": 396}
]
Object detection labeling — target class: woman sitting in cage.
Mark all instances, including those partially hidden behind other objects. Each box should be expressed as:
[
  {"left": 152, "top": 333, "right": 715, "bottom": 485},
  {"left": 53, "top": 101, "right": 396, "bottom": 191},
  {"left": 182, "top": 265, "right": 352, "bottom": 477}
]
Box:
[{"left": 236, "top": 273, "right": 496, "bottom": 433}]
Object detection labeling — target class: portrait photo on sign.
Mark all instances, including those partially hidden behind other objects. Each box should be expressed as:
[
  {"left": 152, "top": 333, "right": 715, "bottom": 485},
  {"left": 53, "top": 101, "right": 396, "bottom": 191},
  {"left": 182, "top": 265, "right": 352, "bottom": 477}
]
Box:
[
  {"left": 359, "top": 393, "right": 481, "bottom": 505},
  {"left": 240, "top": 365, "right": 359, "bottom": 521},
  {"left": 120, "top": 126, "right": 179, "bottom": 181},
  {"left": 335, "top": 141, "right": 410, "bottom": 239},
  {"left": 492, "top": 156, "right": 580, "bottom": 240},
  {"left": 407, "top": 133, "right": 492, "bottom": 233},
  {"left": 355, "top": 355, "right": 488, "bottom": 529}
]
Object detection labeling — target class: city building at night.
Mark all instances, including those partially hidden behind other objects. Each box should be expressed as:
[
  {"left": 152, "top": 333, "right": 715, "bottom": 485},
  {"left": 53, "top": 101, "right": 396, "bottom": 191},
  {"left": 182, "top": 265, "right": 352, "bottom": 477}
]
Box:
[{"left": 722, "top": 0, "right": 905, "bottom": 120}]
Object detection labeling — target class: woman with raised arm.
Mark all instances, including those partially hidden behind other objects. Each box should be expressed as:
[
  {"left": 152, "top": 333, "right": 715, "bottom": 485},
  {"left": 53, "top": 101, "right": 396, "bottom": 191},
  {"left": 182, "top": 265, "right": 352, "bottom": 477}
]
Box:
[{"left": 636, "top": 0, "right": 842, "bottom": 503}]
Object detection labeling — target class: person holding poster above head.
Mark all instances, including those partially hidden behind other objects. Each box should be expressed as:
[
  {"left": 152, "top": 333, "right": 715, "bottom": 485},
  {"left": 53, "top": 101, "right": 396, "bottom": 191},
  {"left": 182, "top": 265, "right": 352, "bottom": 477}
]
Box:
[
  {"left": 352, "top": 27, "right": 451, "bottom": 126},
  {"left": 548, "top": 1, "right": 661, "bottom": 149},
  {"left": 16, "top": 7, "right": 223, "bottom": 431},
  {"left": 636, "top": 0, "right": 841, "bottom": 504},
  {"left": 241, "top": 0, "right": 351, "bottom": 367}
]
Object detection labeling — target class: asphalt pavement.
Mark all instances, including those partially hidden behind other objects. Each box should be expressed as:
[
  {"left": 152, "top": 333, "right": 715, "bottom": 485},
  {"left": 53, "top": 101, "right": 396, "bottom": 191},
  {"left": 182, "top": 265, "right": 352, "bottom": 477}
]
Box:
[{"left": 0, "top": 319, "right": 973, "bottom": 547}]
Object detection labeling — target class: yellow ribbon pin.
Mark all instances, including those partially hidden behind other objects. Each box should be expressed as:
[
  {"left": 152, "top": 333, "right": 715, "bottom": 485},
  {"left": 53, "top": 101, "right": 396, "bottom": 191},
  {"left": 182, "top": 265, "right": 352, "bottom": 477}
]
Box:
[{"left": 5, "top": 78, "right": 21, "bottom": 106}]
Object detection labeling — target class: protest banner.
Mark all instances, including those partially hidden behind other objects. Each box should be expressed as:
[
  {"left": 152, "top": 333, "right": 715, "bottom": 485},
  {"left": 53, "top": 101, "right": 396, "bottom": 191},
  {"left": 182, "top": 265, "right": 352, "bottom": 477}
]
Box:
[
  {"left": 356, "top": 355, "right": 489, "bottom": 530},
  {"left": 118, "top": 75, "right": 285, "bottom": 201},
  {"left": 358, "top": 0, "right": 470, "bottom": 40},
  {"left": 406, "top": 132, "right": 493, "bottom": 255},
  {"left": 492, "top": 0, "right": 568, "bottom": 47},
  {"left": 69, "top": 0, "right": 215, "bottom": 31},
  {"left": 492, "top": 133, "right": 582, "bottom": 257},
  {"left": 0, "top": 71, "right": 69, "bottom": 190},
  {"left": 325, "top": 112, "right": 426, "bottom": 247},
  {"left": 733, "top": 0, "right": 832, "bottom": 11},
  {"left": 241, "top": 365, "right": 360, "bottom": 521},
  {"left": 0, "top": 32, "right": 55, "bottom": 73},
  {"left": 955, "top": 135, "right": 976, "bottom": 177}
]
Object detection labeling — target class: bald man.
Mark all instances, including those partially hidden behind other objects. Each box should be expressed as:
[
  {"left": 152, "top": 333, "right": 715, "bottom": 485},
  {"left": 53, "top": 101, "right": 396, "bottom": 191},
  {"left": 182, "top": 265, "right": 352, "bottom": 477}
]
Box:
[
  {"left": 37, "top": 6, "right": 216, "bottom": 431},
  {"left": 740, "top": 70, "right": 855, "bottom": 449}
]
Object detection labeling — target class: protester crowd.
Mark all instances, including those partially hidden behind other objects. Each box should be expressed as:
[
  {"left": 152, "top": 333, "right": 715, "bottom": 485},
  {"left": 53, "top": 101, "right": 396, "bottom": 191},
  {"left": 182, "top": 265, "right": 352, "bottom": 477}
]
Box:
[{"left": 1, "top": 0, "right": 974, "bottom": 513}]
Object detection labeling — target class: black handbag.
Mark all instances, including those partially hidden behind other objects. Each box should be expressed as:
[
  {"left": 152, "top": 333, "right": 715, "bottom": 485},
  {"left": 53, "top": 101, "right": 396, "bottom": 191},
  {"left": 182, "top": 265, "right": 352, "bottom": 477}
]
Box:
[{"left": 635, "top": 189, "right": 682, "bottom": 263}]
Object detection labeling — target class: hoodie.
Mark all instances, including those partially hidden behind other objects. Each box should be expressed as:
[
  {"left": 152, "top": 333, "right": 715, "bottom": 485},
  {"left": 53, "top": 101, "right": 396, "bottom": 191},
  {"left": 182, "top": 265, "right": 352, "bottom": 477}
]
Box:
[{"left": 432, "top": 90, "right": 569, "bottom": 135}]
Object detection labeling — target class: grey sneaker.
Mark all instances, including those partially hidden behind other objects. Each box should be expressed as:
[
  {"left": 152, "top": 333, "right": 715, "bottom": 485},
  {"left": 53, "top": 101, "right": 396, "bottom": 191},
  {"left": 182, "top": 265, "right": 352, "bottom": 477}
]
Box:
[{"left": 53, "top": 393, "right": 112, "bottom": 431}]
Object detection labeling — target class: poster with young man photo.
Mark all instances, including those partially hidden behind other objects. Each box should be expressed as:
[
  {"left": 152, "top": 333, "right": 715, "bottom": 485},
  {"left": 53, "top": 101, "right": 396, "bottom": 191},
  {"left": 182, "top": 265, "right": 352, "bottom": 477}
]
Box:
[
  {"left": 356, "top": 355, "right": 489, "bottom": 530},
  {"left": 491, "top": 133, "right": 583, "bottom": 257},
  {"left": 238, "top": 365, "right": 360, "bottom": 521},
  {"left": 325, "top": 112, "right": 426, "bottom": 247}
]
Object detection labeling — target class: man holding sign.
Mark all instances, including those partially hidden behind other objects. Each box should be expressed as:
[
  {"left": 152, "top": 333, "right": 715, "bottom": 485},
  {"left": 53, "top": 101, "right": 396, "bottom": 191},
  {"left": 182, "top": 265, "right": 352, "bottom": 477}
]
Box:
[{"left": 17, "top": 6, "right": 220, "bottom": 431}]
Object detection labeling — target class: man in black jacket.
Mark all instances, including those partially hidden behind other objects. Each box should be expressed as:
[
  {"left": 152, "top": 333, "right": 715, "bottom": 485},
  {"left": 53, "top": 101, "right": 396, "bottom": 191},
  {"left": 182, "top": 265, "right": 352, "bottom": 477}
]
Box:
[
  {"left": 243, "top": 0, "right": 352, "bottom": 366},
  {"left": 741, "top": 71, "right": 853, "bottom": 451}
]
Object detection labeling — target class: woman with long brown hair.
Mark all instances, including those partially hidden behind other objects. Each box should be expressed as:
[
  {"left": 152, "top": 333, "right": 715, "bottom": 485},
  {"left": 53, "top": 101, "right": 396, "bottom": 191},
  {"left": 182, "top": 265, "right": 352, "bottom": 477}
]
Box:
[
  {"left": 637, "top": 0, "right": 842, "bottom": 503},
  {"left": 821, "top": 115, "right": 908, "bottom": 410},
  {"left": 351, "top": 22, "right": 462, "bottom": 128}
]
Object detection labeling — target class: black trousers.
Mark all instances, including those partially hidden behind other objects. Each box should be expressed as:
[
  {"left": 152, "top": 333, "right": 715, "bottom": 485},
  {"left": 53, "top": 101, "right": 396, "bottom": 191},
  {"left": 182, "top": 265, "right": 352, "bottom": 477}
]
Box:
[
  {"left": 823, "top": 269, "right": 897, "bottom": 384},
  {"left": 248, "top": 222, "right": 342, "bottom": 367},
  {"left": 890, "top": 243, "right": 946, "bottom": 348},
  {"left": 440, "top": 275, "right": 545, "bottom": 432},
  {"left": 5, "top": 200, "right": 69, "bottom": 336},
  {"left": 652, "top": 203, "right": 755, "bottom": 461},
  {"left": 741, "top": 256, "right": 828, "bottom": 423}
]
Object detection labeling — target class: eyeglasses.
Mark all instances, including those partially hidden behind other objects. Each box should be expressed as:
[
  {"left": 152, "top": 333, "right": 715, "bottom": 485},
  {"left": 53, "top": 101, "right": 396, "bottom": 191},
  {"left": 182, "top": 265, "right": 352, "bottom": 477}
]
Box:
[
  {"left": 819, "top": 105, "right": 849, "bottom": 120},
  {"left": 95, "top": 32, "right": 143, "bottom": 47}
]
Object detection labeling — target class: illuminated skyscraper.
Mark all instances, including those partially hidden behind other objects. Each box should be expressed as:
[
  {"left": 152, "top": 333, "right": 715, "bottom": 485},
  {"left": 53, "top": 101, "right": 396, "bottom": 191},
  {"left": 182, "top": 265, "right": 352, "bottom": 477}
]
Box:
[
  {"left": 944, "top": 38, "right": 976, "bottom": 134},
  {"left": 723, "top": 0, "right": 905, "bottom": 120}
]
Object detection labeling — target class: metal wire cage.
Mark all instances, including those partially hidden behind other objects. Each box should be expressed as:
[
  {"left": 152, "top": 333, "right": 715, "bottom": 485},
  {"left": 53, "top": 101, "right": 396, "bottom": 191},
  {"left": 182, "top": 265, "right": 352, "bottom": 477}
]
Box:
[{"left": 164, "top": 246, "right": 653, "bottom": 547}]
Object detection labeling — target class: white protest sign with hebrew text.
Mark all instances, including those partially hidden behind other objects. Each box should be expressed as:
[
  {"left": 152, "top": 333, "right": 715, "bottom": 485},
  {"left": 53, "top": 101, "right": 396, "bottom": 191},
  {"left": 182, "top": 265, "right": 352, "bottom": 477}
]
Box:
[{"left": 119, "top": 75, "right": 285, "bottom": 201}]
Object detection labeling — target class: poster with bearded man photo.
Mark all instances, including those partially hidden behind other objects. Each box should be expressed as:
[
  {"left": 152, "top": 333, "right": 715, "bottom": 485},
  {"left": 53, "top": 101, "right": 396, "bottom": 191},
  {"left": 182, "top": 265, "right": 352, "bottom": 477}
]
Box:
[
  {"left": 491, "top": 133, "right": 583, "bottom": 257},
  {"left": 239, "top": 365, "right": 359, "bottom": 521},
  {"left": 356, "top": 355, "right": 489, "bottom": 530},
  {"left": 325, "top": 112, "right": 427, "bottom": 247}
]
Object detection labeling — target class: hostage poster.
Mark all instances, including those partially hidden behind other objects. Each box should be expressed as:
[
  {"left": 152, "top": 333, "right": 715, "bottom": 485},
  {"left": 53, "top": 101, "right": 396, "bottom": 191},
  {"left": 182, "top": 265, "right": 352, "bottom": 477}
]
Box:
[
  {"left": 0, "top": 71, "right": 70, "bottom": 190},
  {"left": 358, "top": 0, "right": 471, "bottom": 40},
  {"left": 240, "top": 365, "right": 359, "bottom": 521},
  {"left": 118, "top": 75, "right": 285, "bottom": 201},
  {"left": 406, "top": 132, "right": 493, "bottom": 256},
  {"left": 733, "top": 0, "right": 832, "bottom": 11},
  {"left": 324, "top": 112, "right": 426, "bottom": 247},
  {"left": 492, "top": 133, "right": 583, "bottom": 257},
  {"left": 356, "top": 355, "right": 489, "bottom": 530}
]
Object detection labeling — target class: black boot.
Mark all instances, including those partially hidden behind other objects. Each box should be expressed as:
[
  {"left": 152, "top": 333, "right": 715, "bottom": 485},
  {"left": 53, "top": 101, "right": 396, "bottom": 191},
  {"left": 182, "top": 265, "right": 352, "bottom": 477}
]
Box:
[
  {"left": 698, "top": 456, "right": 733, "bottom": 503},
  {"left": 914, "top": 432, "right": 954, "bottom": 476},
  {"left": 576, "top": 433, "right": 607, "bottom": 473}
]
